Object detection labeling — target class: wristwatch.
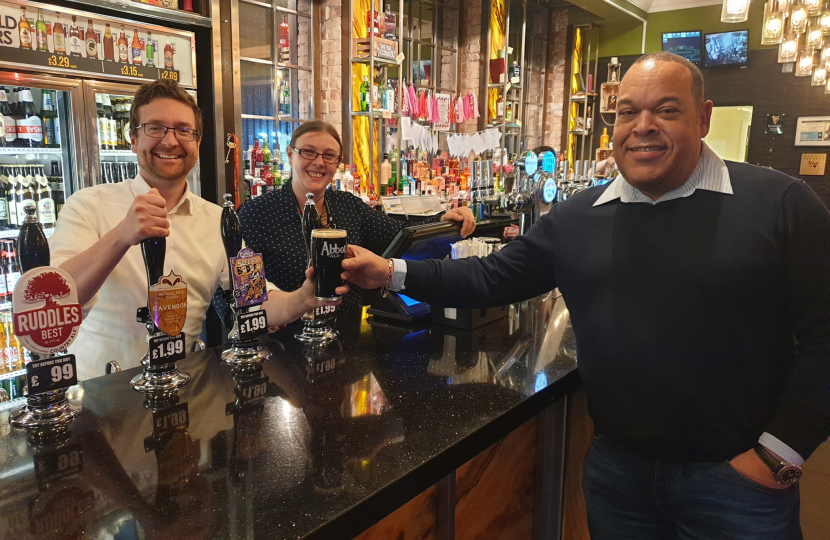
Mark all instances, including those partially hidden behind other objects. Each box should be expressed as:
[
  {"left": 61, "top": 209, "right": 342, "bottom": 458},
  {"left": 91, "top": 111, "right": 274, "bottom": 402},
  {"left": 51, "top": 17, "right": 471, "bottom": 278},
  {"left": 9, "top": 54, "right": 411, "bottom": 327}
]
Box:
[{"left": 754, "top": 444, "right": 802, "bottom": 485}]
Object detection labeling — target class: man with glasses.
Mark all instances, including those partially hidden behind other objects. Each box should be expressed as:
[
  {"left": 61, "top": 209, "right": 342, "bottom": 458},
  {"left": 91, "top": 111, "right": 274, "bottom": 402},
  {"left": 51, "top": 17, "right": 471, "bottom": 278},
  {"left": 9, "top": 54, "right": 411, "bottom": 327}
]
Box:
[{"left": 50, "top": 80, "right": 344, "bottom": 380}]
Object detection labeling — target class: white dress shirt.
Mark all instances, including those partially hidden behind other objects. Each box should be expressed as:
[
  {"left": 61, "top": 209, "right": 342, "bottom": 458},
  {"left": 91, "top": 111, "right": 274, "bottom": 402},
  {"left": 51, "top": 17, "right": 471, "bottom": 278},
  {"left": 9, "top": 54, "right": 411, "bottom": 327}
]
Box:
[
  {"left": 390, "top": 143, "right": 805, "bottom": 466},
  {"left": 50, "top": 175, "right": 230, "bottom": 381}
]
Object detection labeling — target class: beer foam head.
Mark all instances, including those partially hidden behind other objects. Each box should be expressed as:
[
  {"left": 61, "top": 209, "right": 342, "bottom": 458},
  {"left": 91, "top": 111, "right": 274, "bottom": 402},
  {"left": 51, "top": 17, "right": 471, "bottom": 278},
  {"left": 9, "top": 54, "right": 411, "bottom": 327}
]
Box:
[{"left": 312, "top": 229, "right": 347, "bottom": 239}]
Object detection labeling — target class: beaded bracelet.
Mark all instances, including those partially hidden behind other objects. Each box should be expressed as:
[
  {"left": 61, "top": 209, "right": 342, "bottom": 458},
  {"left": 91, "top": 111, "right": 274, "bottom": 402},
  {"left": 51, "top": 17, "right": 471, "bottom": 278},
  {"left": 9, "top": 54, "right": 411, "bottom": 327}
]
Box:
[{"left": 380, "top": 259, "right": 394, "bottom": 298}]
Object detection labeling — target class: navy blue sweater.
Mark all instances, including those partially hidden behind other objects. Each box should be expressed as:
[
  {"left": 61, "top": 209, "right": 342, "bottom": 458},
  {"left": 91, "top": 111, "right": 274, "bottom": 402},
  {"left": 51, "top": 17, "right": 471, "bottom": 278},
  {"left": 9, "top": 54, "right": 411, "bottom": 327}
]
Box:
[{"left": 404, "top": 162, "right": 830, "bottom": 461}]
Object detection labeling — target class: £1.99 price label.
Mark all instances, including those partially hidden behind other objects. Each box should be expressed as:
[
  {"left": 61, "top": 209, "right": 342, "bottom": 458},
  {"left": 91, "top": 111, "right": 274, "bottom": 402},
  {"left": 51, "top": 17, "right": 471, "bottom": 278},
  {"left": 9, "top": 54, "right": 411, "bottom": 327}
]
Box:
[
  {"left": 27, "top": 354, "right": 78, "bottom": 395},
  {"left": 148, "top": 333, "right": 186, "bottom": 366},
  {"left": 238, "top": 310, "right": 268, "bottom": 341}
]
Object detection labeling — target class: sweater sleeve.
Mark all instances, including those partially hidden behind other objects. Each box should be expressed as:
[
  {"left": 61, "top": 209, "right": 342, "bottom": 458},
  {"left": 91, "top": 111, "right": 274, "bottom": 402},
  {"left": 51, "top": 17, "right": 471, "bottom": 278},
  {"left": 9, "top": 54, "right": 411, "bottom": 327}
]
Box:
[
  {"left": 358, "top": 201, "right": 411, "bottom": 255},
  {"left": 764, "top": 180, "right": 830, "bottom": 459},
  {"left": 403, "top": 205, "right": 559, "bottom": 308}
]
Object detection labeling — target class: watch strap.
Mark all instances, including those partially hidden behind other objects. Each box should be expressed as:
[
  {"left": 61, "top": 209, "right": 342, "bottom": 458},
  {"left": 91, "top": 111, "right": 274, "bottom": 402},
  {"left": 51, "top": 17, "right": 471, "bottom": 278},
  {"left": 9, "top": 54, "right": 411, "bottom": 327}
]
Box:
[{"left": 754, "top": 444, "right": 784, "bottom": 474}]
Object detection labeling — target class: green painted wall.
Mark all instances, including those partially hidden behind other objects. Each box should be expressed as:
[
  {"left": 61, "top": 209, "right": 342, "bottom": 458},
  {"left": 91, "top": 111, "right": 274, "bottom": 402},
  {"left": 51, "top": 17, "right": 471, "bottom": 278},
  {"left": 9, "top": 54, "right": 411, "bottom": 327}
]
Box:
[{"left": 599, "top": 1, "right": 773, "bottom": 57}]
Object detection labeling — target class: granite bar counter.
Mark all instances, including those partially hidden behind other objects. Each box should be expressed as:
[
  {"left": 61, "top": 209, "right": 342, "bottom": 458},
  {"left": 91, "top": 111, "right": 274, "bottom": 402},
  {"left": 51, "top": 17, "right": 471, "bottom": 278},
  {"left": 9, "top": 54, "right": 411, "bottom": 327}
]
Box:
[{"left": 0, "top": 292, "right": 582, "bottom": 540}]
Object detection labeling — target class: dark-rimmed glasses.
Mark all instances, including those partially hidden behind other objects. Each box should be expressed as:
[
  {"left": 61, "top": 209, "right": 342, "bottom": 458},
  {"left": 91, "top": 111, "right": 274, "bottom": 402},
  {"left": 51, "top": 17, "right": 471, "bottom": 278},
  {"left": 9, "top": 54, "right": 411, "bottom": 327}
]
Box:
[
  {"left": 292, "top": 146, "right": 342, "bottom": 165},
  {"left": 136, "top": 123, "right": 200, "bottom": 142}
]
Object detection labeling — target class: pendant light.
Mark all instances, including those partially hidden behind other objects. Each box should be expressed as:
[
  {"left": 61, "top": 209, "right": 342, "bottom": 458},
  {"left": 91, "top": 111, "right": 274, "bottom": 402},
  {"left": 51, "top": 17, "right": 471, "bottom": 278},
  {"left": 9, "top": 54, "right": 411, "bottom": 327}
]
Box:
[
  {"left": 811, "top": 63, "right": 827, "bottom": 84},
  {"left": 779, "top": 33, "right": 800, "bottom": 61},
  {"left": 722, "top": 0, "right": 751, "bottom": 22},
  {"left": 762, "top": 0, "right": 786, "bottom": 44},
  {"left": 795, "top": 47, "right": 816, "bottom": 74}
]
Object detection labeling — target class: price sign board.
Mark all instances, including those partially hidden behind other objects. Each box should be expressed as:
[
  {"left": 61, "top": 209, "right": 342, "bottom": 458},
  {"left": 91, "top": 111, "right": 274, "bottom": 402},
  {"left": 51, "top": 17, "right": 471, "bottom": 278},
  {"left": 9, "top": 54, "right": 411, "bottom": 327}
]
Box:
[
  {"left": 238, "top": 310, "right": 267, "bottom": 341},
  {"left": 13, "top": 267, "right": 82, "bottom": 355},
  {"left": 151, "top": 402, "right": 189, "bottom": 439},
  {"left": 231, "top": 248, "right": 268, "bottom": 308},
  {"left": 27, "top": 354, "right": 78, "bottom": 394},
  {"left": 0, "top": 0, "right": 195, "bottom": 87},
  {"left": 148, "top": 332, "right": 185, "bottom": 366},
  {"left": 34, "top": 442, "right": 83, "bottom": 484}
]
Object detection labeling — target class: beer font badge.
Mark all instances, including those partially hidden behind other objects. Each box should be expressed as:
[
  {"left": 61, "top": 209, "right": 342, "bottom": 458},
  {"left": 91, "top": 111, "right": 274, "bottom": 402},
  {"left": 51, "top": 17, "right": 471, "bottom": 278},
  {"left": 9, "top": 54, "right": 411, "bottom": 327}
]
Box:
[
  {"left": 12, "top": 267, "right": 82, "bottom": 355},
  {"left": 231, "top": 248, "right": 268, "bottom": 309},
  {"left": 149, "top": 271, "right": 187, "bottom": 337}
]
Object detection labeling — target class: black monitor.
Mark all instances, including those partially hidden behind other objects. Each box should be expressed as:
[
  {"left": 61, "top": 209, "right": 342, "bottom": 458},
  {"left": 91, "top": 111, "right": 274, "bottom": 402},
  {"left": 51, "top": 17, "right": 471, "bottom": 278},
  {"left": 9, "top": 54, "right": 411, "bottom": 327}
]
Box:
[
  {"left": 369, "top": 219, "right": 513, "bottom": 322},
  {"left": 703, "top": 30, "right": 749, "bottom": 67},
  {"left": 661, "top": 31, "right": 702, "bottom": 64}
]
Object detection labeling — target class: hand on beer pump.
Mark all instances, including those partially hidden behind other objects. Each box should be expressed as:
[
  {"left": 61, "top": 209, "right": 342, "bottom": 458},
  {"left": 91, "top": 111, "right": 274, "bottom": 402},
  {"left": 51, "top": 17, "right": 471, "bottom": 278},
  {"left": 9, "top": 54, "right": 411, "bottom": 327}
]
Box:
[
  {"left": 115, "top": 188, "right": 170, "bottom": 246},
  {"left": 340, "top": 245, "right": 393, "bottom": 291}
]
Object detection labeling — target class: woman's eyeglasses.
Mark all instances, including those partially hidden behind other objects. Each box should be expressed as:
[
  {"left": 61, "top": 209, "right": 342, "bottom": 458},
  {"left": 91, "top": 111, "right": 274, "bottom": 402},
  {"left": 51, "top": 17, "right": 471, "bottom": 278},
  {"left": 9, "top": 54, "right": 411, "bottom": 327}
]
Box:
[{"left": 292, "top": 146, "right": 342, "bottom": 165}]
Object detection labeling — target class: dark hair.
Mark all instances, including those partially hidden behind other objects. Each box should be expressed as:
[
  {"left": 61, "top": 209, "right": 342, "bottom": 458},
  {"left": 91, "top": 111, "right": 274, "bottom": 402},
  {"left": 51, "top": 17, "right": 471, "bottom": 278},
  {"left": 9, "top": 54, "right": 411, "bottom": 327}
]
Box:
[
  {"left": 289, "top": 120, "right": 342, "bottom": 154},
  {"left": 130, "top": 79, "right": 203, "bottom": 139},
  {"left": 631, "top": 52, "right": 705, "bottom": 105}
]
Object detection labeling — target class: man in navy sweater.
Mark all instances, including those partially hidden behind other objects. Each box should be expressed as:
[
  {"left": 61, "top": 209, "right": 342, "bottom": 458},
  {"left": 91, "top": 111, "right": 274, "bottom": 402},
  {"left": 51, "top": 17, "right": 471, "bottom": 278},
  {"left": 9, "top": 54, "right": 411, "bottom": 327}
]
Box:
[{"left": 343, "top": 52, "right": 830, "bottom": 539}]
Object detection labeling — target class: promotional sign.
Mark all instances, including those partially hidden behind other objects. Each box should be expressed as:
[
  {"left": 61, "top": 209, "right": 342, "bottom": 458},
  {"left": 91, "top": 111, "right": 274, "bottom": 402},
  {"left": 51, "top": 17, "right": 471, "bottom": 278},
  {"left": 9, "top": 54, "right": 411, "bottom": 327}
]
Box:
[
  {"left": 237, "top": 310, "right": 267, "bottom": 341},
  {"left": 230, "top": 248, "right": 268, "bottom": 309},
  {"left": 26, "top": 354, "right": 77, "bottom": 393},
  {"left": 795, "top": 116, "right": 830, "bottom": 146},
  {"left": 148, "top": 271, "right": 187, "bottom": 337},
  {"left": 434, "top": 93, "right": 452, "bottom": 131},
  {"left": 12, "top": 267, "right": 81, "bottom": 355},
  {"left": 148, "top": 332, "right": 185, "bottom": 365},
  {"left": 0, "top": 0, "right": 195, "bottom": 87},
  {"left": 766, "top": 113, "right": 785, "bottom": 135}
]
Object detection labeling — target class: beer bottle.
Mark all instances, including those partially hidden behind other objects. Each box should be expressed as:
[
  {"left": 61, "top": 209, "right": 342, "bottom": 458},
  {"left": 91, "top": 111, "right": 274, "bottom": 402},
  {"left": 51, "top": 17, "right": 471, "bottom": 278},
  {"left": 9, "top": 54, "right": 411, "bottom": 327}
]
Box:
[
  {"left": 17, "top": 166, "right": 36, "bottom": 225},
  {"left": 85, "top": 19, "right": 97, "bottom": 60},
  {"left": 41, "top": 89, "right": 57, "bottom": 148},
  {"left": 146, "top": 31, "right": 155, "bottom": 67},
  {"left": 131, "top": 29, "right": 142, "bottom": 66},
  {"left": 118, "top": 26, "right": 128, "bottom": 63},
  {"left": 35, "top": 166, "right": 54, "bottom": 229},
  {"left": 164, "top": 36, "right": 174, "bottom": 69},
  {"left": 103, "top": 95, "right": 117, "bottom": 150},
  {"left": 122, "top": 98, "right": 132, "bottom": 147},
  {"left": 221, "top": 193, "right": 243, "bottom": 261},
  {"left": 95, "top": 93, "right": 108, "bottom": 149},
  {"left": 0, "top": 313, "right": 8, "bottom": 376},
  {"left": 16, "top": 88, "right": 43, "bottom": 148},
  {"left": 5, "top": 240, "right": 21, "bottom": 303},
  {"left": 35, "top": 9, "right": 48, "bottom": 52},
  {"left": 103, "top": 23, "right": 114, "bottom": 61},
  {"left": 0, "top": 87, "right": 12, "bottom": 147},
  {"left": 53, "top": 13, "right": 66, "bottom": 55},
  {"left": 18, "top": 7, "right": 31, "bottom": 50},
  {"left": 113, "top": 98, "right": 125, "bottom": 149},
  {"left": 0, "top": 169, "right": 9, "bottom": 230},
  {"left": 7, "top": 168, "right": 17, "bottom": 230},
  {"left": 50, "top": 161, "right": 64, "bottom": 216},
  {"left": 0, "top": 241, "right": 8, "bottom": 304},
  {"left": 69, "top": 16, "right": 82, "bottom": 58},
  {"left": 19, "top": 206, "right": 49, "bottom": 272}
]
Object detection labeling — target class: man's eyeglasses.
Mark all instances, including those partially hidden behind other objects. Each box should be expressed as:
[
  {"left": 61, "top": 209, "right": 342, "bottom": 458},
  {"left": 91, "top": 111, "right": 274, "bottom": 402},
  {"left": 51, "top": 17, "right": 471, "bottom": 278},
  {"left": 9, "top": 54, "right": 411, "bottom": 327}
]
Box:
[
  {"left": 136, "top": 123, "right": 200, "bottom": 142},
  {"left": 292, "top": 146, "right": 342, "bottom": 165}
]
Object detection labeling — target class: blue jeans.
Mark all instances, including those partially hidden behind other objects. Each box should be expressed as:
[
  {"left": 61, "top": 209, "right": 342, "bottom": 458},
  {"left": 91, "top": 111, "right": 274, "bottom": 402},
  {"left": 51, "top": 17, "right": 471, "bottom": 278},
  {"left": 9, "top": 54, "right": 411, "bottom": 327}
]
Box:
[{"left": 582, "top": 434, "right": 802, "bottom": 540}]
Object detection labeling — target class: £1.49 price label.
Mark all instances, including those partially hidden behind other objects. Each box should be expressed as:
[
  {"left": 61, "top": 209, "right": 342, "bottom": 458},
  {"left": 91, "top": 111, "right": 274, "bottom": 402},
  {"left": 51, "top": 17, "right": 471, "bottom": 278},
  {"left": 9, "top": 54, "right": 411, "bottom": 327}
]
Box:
[
  {"left": 238, "top": 310, "right": 268, "bottom": 341},
  {"left": 148, "top": 333, "right": 186, "bottom": 366},
  {"left": 27, "top": 354, "right": 78, "bottom": 395}
]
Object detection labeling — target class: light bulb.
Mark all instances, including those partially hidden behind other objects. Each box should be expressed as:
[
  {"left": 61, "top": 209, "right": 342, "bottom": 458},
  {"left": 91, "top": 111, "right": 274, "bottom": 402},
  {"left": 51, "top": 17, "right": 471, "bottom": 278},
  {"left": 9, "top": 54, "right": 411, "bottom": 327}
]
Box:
[
  {"left": 766, "top": 18, "right": 783, "bottom": 33},
  {"left": 726, "top": 0, "right": 749, "bottom": 13}
]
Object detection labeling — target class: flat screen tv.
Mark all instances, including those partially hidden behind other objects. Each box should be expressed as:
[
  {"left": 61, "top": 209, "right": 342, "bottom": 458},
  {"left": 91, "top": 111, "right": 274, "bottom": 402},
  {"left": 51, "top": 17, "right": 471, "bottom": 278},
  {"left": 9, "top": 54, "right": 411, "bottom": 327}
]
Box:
[
  {"left": 661, "top": 31, "right": 702, "bottom": 64},
  {"left": 703, "top": 30, "right": 749, "bottom": 67}
]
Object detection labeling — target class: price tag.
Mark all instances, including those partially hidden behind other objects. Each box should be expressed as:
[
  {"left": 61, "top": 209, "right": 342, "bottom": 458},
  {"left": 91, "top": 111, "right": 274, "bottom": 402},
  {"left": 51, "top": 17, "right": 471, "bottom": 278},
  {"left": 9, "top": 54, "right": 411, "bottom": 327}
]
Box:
[
  {"left": 314, "top": 304, "right": 337, "bottom": 317},
  {"left": 237, "top": 376, "right": 270, "bottom": 408},
  {"left": 238, "top": 310, "right": 268, "bottom": 341},
  {"left": 148, "top": 333, "right": 186, "bottom": 366},
  {"left": 314, "top": 357, "right": 337, "bottom": 377},
  {"left": 383, "top": 110, "right": 392, "bottom": 119},
  {"left": 33, "top": 442, "right": 83, "bottom": 484},
  {"left": 505, "top": 82, "right": 512, "bottom": 92},
  {"left": 152, "top": 402, "right": 189, "bottom": 439},
  {"left": 516, "top": 119, "right": 523, "bottom": 128},
  {"left": 396, "top": 52, "right": 405, "bottom": 64},
  {"left": 26, "top": 354, "right": 77, "bottom": 395}
]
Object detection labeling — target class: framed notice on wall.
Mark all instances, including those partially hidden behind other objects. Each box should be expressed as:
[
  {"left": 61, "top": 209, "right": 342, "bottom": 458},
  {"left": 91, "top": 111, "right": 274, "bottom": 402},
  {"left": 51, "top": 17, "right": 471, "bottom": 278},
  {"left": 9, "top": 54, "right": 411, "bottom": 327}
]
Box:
[
  {"left": 0, "top": 0, "right": 196, "bottom": 87},
  {"left": 794, "top": 116, "right": 830, "bottom": 146},
  {"left": 799, "top": 153, "right": 827, "bottom": 175}
]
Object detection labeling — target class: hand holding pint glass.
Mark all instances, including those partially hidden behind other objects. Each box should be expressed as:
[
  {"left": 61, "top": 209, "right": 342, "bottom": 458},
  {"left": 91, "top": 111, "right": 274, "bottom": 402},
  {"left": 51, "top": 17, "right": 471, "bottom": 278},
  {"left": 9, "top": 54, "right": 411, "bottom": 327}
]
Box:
[{"left": 311, "top": 229, "right": 348, "bottom": 301}]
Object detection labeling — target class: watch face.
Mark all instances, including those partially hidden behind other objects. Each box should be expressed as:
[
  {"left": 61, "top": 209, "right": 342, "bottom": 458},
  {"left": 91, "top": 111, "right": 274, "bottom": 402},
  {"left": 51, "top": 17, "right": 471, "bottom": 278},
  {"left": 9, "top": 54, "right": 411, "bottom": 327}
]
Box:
[{"left": 777, "top": 466, "right": 802, "bottom": 485}]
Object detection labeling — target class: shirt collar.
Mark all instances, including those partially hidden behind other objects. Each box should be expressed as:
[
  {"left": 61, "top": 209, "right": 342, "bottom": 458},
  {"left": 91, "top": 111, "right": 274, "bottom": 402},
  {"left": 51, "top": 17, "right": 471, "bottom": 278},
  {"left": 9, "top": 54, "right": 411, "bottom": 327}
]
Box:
[
  {"left": 129, "top": 173, "right": 195, "bottom": 216},
  {"left": 593, "top": 143, "right": 733, "bottom": 207}
]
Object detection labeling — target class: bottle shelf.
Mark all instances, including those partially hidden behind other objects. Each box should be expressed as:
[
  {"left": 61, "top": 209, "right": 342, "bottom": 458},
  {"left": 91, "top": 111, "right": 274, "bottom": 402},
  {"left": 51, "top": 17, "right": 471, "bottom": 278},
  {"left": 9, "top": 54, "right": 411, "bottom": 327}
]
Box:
[
  {"left": 570, "top": 93, "right": 597, "bottom": 103},
  {"left": 0, "top": 227, "right": 56, "bottom": 240},
  {"left": 0, "top": 148, "right": 62, "bottom": 155},
  {"left": 100, "top": 150, "right": 137, "bottom": 157},
  {"left": 350, "top": 56, "right": 399, "bottom": 67},
  {"left": 0, "top": 369, "right": 25, "bottom": 383},
  {"left": 350, "top": 111, "right": 400, "bottom": 118}
]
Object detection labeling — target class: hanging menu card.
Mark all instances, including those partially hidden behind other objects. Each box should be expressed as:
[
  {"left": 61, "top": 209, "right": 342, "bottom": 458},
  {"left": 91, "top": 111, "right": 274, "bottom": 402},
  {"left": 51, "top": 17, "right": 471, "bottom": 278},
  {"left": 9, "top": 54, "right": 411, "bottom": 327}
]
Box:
[{"left": 0, "top": 0, "right": 196, "bottom": 87}]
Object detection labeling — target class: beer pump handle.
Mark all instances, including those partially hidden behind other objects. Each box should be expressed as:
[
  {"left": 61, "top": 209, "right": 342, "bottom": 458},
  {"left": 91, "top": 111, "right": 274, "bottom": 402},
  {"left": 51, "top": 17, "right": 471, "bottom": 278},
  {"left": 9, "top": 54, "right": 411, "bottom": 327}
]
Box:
[
  {"left": 19, "top": 206, "right": 50, "bottom": 272},
  {"left": 301, "top": 192, "right": 321, "bottom": 259},
  {"left": 221, "top": 193, "right": 243, "bottom": 261},
  {"left": 141, "top": 237, "right": 166, "bottom": 292}
]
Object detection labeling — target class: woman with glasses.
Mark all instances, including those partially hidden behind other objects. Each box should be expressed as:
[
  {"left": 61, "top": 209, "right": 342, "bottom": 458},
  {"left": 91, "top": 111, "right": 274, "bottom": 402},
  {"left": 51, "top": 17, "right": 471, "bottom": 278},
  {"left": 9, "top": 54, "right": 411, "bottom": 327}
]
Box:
[{"left": 236, "top": 120, "right": 475, "bottom": 311}]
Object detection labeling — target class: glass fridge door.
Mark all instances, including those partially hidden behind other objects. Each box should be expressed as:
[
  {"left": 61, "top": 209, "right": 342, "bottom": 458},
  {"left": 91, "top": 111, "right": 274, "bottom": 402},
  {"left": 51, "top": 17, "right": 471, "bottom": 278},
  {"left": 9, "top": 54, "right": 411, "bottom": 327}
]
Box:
[{"left": 82, "top": 81, "right": 201, "bottom": 196}]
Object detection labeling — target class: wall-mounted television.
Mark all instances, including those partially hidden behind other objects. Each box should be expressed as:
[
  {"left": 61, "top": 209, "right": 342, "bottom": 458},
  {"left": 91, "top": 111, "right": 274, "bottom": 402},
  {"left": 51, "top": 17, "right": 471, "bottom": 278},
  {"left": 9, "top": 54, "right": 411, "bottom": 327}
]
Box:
[
  {"left": 704, "top": 30, "right": 749, "bottom": 67},
  {"left": 662, "top": 31, "right": 702, "bottom": 64}
]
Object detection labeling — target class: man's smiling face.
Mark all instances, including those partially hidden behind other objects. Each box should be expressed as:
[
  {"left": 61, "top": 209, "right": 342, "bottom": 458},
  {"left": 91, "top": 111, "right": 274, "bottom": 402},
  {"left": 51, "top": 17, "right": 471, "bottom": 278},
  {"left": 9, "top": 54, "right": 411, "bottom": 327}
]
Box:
[{"left": 130, "top": 97, "right": 200, "bottom": 186}]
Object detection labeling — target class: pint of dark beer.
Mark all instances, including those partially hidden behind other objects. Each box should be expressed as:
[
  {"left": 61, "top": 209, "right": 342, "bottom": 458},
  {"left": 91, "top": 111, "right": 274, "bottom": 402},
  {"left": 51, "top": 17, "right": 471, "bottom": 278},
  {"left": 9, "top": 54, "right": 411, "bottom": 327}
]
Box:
[{"left": 310, "top": 229, "right": 347, "bottom": 301}]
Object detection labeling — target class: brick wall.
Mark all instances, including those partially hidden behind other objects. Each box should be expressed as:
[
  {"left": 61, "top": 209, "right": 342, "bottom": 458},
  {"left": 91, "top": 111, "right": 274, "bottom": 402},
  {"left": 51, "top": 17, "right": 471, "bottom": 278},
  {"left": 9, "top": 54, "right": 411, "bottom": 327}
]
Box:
[
  {"left": 457, "top": 0, "right": 483, "bottom": 133},
  {"left": 595, "top": 50, "right": 830, "bottom": 207},
  {"left": 543, "top": 8, "right": 568, "bottom": 152},
  {"left": 320, "top": 0, "right": 343, "bottom": 130}
]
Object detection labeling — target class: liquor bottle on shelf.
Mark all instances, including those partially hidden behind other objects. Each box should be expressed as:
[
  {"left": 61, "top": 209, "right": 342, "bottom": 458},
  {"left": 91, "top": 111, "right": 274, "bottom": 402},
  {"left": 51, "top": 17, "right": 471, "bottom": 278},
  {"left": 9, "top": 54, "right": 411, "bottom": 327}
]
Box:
[
  {"left": 146, "top": 31, "right": 155, "bottom": 67},
  {"left": 366, "top": 2, "right": 381, "bottom": 37},
  {"left": 118, "top": 26, "right": 128, "bottom": 63},
  {"left": 103, "top": 23, "right": 114, "bottom": 61},
  {"left": 600, "top": 127, "right": 610, "bottom": 148},
  {"left": 40, "top": 89, "right": 56, "bottom": 148},
  {"left": 343, "top": 164, "right": 354, "bottom": 194},
  {"left": 4, "top": 239, "right": 21, "bottom": 303},
  {"left": 17, "top": 167, "right": 36, "bottom": 225},
  {"left": 385, "top": 80, "right": 394, "bottom": 112},
  {"left": 585, "top": 107, "right": 593, "bottom": 131},
  {"left": 164, "top": 36, "right": 174, "bottom": 69},
  {"left": 36, "top": 9, "right": 48, "bottom": 52},
  {"left": 85, "top": 19, "right": 98, "bottom": 60},
  {"left": 96, "top": 93, "right": 109, "bottom": 150},
  {"left": 384, "top": 4, "right": 396, "bottom": 39},
  {"left": 121, "top": 97, "right": 132, "bottom": 147},
  {"left": 0, "top": 170, "right": 9, "bottom": 230},
  {"left": 372, "top": 78, "right": 379, "bottom": 110},
  {"left": 131, "top": 29, "right": 142, "bottom": 66},
  {"left": 19, "top": 7, "right": 32, "bottom": 50},
  {"left": 496, "top": 92, "right": 505, "bottom": 121},
  {"left": 69, "top": 16, "right": 83, "bottom": 58},
  {"left": 282, "top": 80, "right": 291, "bottom": 117},
  {"left": 6, "top": 168, "right": 17, "bottom": 230},
  {"left": 352, "top": 164, "right": 362, "bottom": 196},
  {"left": 509, "top": 60, "right": 521, "bottom": 84},
  {"left": 380, "top": 153, "right": 391, "bottom": 195},
  {"left": 17, "top": 88, "right": 43, "bottom": 149},
  {"left": 360, "top": 76, "right": 369, "bottom": 112},
  {"left": 0, "top": 88, "right": 14, "bottom": 147},
  {"left": 103, "top": 95, "right": 117, "bottom": 150},
  {"left": 367, "top": 181, "right": 378, "bottom": 209},
  {"left": 53, "top": 13, "right": 65, "bottom": 55},
  {"left": 35, "top": 166, "right": 55, "bottom": 229},
  {"left": 50, "top": 161, "right": 64, "bottom": 216},
  {"left": 279, "top": 16, "right": 290, "bottom": 63},
  {"left": 505, "top": 102, "right": 513, "bottom": 123}
]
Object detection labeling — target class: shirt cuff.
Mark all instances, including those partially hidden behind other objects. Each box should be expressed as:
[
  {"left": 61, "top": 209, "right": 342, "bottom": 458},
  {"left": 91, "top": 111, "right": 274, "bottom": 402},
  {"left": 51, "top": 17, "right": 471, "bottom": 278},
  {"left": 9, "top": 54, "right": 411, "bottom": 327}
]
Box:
[
  {"left": 758, "top": 432, "right": 804, "bottom": 466},
  {"left": 391, "top": 258, "right": 407, "bottom": 291}
]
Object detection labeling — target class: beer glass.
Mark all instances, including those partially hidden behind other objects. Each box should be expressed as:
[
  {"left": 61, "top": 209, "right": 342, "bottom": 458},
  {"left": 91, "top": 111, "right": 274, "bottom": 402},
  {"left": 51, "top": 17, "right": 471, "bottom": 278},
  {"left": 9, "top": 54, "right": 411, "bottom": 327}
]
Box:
[{"left": 310, "top": 229, "right": 347, "bottom": 301}]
